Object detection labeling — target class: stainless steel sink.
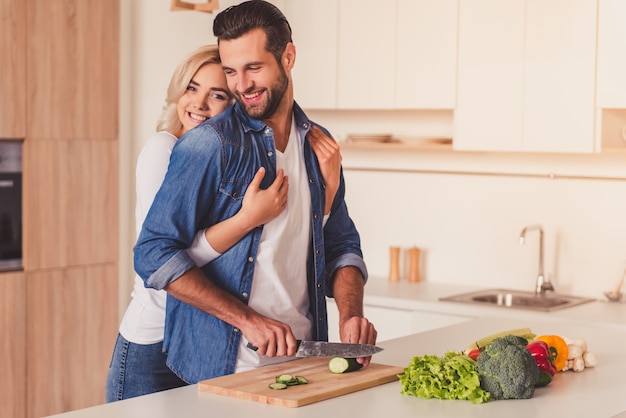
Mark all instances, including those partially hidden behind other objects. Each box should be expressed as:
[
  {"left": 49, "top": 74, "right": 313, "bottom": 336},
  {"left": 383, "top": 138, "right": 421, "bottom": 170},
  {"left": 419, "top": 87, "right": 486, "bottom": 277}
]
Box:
[{"left": 440, "top": 288, "right": 595, "bottom": 312}]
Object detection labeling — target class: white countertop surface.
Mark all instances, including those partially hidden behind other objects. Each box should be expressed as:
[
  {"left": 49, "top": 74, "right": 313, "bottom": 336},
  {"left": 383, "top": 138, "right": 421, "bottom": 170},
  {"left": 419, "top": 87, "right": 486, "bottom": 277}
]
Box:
[
  {"left": 362, "top": 279, "right": 626, "bottom": 328},
  {"left": 49, "top": 314, "right": 626, "bottom": 418}
]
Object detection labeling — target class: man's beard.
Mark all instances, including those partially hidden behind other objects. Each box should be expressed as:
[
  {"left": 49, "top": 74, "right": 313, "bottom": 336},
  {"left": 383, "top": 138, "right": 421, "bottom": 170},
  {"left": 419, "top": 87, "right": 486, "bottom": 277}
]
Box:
[{"left": 236, "top": 66, "right": 288, "bottom": 120}]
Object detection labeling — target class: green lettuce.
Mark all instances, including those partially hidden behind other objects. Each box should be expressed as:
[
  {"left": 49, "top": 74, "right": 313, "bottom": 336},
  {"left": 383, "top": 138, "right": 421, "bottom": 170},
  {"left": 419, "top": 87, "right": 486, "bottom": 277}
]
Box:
[{"left": 399, "top": 351, "right": 491, "bottom": 404}]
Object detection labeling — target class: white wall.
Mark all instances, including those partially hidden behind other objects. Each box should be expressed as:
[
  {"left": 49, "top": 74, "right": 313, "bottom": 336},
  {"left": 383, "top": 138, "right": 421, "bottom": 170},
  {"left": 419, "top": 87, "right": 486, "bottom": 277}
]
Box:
[
  {"left": 120, "top": 1, "right": 626, "bottom": 316},
  {"left": 339, "top": 147, "right": 626, "bottom": 300}
]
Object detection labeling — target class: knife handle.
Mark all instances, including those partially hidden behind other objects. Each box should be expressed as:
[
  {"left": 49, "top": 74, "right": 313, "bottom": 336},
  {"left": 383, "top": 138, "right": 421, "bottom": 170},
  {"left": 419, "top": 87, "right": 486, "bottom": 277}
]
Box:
[{"left": 246, "top": 340, "right": 302, "bottom": 352}]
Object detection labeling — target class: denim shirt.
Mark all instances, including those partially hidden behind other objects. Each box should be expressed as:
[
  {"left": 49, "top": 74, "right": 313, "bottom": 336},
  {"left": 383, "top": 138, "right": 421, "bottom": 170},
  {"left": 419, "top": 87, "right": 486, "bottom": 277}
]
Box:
[{"left": 133, "top": 102, "right": 367, "bottom": 384}]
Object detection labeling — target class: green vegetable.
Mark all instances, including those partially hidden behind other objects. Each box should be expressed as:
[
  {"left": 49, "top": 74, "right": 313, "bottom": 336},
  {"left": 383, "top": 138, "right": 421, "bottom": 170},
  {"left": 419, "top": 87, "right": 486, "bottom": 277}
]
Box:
[
  {"left": 399, "top": 351, "right": 491, "bottom": 404},
  {"left": 475, "top": 335, "right": 539, "bottom": 400},
  {"left": 276, "top": 374, "right": 295, "bottom": 384},
  {"left": 535, "top": 370, "right": 553, "bottom": 387},
  {"left": 295, "top": 375, "right": 309, "bottom": 384},
  {"left": 328, "top": 357, "right": 363, "bottom": 374},
  {"left": 270, "top": 374, "right": 309, "bottom": 389}
]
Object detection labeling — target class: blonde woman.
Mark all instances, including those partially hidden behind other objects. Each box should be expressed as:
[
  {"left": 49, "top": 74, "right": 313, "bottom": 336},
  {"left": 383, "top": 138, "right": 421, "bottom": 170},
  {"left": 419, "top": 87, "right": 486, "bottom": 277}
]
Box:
[{"left": 106, "top": 45, "right": 288, "bottom": 401}]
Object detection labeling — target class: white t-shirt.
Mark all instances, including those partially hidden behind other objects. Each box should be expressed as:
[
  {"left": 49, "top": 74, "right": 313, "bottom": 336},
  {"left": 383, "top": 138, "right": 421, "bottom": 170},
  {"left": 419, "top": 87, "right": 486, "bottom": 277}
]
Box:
[
  {"left": 235, "top": 118, "right": 313, "bottom": 372},
  {"left": 119, "top": 131, "right": 220, "bottom": 344}
]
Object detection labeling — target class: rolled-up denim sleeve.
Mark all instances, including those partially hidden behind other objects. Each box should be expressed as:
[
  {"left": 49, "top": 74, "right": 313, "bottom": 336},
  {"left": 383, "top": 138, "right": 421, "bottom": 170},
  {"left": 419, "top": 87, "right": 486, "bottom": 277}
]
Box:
[
  {"left": 134, "top": 126, "right": 222, "bottom": 290},
  {"left": 323, "top": 169, "right": 368, "bottom": 298}
]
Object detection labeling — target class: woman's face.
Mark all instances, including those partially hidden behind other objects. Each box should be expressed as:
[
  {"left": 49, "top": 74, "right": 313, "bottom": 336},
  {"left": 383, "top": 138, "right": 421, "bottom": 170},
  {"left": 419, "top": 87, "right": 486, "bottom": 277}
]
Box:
[{"left": 177, "top": 63, "right": 231, "bottom": 135}]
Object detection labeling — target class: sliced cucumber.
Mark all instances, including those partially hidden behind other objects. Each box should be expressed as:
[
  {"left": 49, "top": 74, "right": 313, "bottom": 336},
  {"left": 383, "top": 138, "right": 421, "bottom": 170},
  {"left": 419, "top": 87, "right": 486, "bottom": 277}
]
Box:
[
  {"left": 295, "top": 375, "right": 309, "bottom": 384},
  {"left": 273, "top": 373, "right": 309, "bottom": 389},
  {"left": 328, "top": 357, "right": 363, "bottom": 374},
  {"left": 275, "top": 374, "right": 294, "bottom": 384}
]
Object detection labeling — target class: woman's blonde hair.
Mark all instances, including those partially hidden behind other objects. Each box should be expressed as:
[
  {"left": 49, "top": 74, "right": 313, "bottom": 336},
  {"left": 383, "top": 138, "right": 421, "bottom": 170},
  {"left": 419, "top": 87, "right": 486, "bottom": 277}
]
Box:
[{"left": 156, "top": 45, "right": 228, "bottom": 135}]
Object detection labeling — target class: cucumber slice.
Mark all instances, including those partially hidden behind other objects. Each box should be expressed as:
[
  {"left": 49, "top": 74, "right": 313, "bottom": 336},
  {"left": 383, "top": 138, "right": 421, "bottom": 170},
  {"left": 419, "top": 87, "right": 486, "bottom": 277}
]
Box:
[
  {"left": 275, "top": 374, "right": 294, "bottom": 384},
  {"left": 269, "top": 382, "right": 288, "bottom": 390},
  {"left": 328, "top": 357, "right": 363, "bottom": 374},
  {"left": 295, "top": 375, "right": 309, "bottom": 384}
]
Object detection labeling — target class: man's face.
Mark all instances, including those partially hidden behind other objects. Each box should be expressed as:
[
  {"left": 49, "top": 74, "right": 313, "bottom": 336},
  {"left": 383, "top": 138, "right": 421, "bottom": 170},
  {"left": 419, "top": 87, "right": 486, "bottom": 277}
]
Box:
[{"left": 219, "top": 28, "right": 289, "bottom": 120}]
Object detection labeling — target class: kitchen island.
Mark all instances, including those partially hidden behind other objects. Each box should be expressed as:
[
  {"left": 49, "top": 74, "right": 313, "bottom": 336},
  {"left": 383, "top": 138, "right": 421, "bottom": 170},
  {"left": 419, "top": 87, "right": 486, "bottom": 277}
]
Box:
[{"left": 49, "top": 316, "right": 626, "bottom": 418}]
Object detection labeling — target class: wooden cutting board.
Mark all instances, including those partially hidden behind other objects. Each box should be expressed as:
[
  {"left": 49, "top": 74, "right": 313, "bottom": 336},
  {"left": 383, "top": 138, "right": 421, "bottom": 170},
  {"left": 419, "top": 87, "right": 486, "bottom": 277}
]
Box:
[{"left": 198, "top": 357, "right": 404, "bottom": 407}]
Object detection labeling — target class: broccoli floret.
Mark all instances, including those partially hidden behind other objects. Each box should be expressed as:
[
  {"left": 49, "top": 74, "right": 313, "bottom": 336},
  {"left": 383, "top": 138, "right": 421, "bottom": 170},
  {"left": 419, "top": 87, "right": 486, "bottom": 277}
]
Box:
[{"left": 475, "top": 334, "right": 539, "bottom": 400}]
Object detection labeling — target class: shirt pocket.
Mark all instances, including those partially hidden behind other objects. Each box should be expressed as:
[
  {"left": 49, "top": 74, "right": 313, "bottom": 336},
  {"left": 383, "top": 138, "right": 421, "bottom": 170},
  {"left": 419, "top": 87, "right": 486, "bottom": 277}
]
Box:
[{"left": 215, "top": 177, "right": 251, "bottom": 220}]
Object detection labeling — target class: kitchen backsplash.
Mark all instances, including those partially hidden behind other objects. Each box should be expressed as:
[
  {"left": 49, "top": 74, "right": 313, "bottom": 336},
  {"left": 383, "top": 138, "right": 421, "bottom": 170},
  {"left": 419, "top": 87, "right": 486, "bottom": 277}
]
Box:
[{"left": 342, "top": 152, "right": 626, "bottom": 301}]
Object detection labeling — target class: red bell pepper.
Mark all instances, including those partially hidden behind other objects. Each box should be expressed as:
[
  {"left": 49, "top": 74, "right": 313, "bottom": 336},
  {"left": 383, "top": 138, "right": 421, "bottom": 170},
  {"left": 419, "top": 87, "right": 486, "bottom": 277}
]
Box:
[
  {"left": 526, "top": 340, "right": 556, "bottom": 387},
  {"left": 467, "top": 349, "right": 481, "bottom": 361}
]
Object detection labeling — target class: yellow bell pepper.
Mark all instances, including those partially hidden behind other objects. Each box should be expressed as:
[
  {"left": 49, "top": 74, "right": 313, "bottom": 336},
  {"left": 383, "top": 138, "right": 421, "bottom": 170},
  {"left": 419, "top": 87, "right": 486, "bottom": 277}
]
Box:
[{"left": 535, "top": 335, "right": 569, "bottom": 371}]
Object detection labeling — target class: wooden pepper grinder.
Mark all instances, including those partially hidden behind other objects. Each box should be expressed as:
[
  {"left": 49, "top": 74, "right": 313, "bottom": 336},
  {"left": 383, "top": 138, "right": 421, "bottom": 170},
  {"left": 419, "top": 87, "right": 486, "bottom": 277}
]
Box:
[
  {"left": 408, "top": 247, "right": 421, "bottom": 283},
  {"left": 389, "top": 246, "right": 401, "bottom": 282}
]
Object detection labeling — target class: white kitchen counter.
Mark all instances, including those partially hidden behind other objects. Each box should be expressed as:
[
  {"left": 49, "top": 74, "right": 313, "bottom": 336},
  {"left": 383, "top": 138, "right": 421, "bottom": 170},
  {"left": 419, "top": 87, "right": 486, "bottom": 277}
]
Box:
[
  {"left": 48, "top": 316, "right": 626, "bottom": 418},
  {"left": 363, "top": 279, "right": 626, "bottom": 328}
]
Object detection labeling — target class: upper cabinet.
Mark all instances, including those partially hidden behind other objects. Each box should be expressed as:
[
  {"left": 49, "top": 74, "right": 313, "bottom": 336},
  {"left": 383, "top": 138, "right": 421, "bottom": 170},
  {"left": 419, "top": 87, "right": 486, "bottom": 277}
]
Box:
[
  {"left": 287, "top": 0, "right": 458, "bottom": 110},
  {"left": 596, "top": 0, "right": 626, "bottom": 108},
  {"left": 395, "top": 0, "right": 458, "bottom": 109},
  {"left": 455, "top": 0, "right": 598, "bottom": 153},
  {"left": 285, "top": 0, "right": 338, "bottom": 109},
  {"left": 337, "top": 0, "right": 396, "bottom": 109},
  {"left": 0, "top": 0, "right": 26, "bottom": 139},
  {"left": 26, "top": 0, "right": 119, "bottom": 140}
]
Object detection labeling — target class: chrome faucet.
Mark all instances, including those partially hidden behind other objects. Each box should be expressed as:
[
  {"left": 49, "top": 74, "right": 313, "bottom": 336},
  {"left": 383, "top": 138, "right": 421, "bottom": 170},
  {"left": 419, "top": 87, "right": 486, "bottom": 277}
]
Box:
[{"left": 519, "top": 224, "right": 554, "bottom": 295}]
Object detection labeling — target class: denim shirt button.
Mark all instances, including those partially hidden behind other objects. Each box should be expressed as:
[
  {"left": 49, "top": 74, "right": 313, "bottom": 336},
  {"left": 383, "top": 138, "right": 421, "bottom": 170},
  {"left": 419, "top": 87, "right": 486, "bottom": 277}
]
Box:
[
  {"left": 313, "top": 214, "right": 319, "bottom": 220},
  {"left": 309, "top": 178, "right": 315, "bottom": 184},
  {"left": 303, "top": 122, "right": 310, "bottom": 129},
  {"left": 267, "top": 151, "right": 273, "bottom": 157},
  {"left": 315, "top": 249, "right": 320, "bottom": 255},
  {"left": 242, "top": 292, "right": 249, "bottom": 299},
  {"left": 234, "top": 328, "right": 240, "bottom": 333},
  {"left": 248, "top": 256, "right": 254, "bottom": 262}
]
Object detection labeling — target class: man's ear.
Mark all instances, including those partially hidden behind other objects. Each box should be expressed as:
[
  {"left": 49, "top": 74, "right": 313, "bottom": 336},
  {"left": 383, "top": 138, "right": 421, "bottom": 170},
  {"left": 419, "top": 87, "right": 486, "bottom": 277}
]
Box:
[{"left": 283, "top": 42, "right": 296, "bottom": 70}]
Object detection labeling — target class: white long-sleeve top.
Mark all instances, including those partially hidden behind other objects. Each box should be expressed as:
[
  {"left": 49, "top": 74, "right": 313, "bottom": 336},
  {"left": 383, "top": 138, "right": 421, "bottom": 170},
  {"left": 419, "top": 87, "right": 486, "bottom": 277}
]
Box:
[{"left": 119, "top": 131, "right": 220, "bottom": 344}]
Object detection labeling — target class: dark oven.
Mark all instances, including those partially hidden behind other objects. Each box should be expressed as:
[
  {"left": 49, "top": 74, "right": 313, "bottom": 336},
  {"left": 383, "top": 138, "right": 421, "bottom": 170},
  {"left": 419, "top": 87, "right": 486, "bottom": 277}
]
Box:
[{"left": 0, "top": 140, "right": 22, "bottom": 271}]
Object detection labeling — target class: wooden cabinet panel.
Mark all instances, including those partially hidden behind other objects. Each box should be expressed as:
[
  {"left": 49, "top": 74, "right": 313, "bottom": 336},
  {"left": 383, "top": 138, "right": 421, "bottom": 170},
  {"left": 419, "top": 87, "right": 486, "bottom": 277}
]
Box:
[
  {"left": 26, "top": 0, "right": 119, "bottom": 139},
  {"left": 23, "top": 138, "right": 119, "bottom": 270},
  {"left": 0, "top": 271, "right": 26, "bottom": 418},
  {"left": 26, "top": 264, "right": 118, "bottom": 418},
  {"left": 0, "top": 0, "right": 26, "bottom": 138}
]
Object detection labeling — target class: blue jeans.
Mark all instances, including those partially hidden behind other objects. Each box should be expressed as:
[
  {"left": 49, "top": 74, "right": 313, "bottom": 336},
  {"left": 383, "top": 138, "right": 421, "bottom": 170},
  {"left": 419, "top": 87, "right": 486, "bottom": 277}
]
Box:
[{"left": 105, "top": 333, "right": 187, "bottom": 402}]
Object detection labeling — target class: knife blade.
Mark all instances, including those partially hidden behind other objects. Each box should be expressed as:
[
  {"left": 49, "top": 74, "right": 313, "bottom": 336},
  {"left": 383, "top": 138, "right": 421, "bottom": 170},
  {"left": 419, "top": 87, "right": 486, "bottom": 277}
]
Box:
[{"left": 246, "top": 340, "right": 383, "bottom": 358}]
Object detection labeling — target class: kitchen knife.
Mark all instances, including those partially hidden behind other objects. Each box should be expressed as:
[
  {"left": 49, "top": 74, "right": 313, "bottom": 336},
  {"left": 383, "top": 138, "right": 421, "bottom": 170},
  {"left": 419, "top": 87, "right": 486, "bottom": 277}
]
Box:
[{"left": 246, "top": 340, "right": 383, "bottom": 358}]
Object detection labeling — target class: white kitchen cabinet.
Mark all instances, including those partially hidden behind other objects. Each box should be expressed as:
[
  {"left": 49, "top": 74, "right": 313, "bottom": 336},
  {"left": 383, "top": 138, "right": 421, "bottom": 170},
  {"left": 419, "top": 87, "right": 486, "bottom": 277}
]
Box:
[
  {"left": 455, "top": 0, "right": 597, "bottom": 153},
  {"left": 284, "top": 0, "right": 338, "bottom": 109},
  {"left": 596, "top": 0, "right": 626, "bottom": 108},
  {"left": 287, "top": 0, "right": 457, "bottom": 110},
  {"left": 395, "top": 0, "right": 458, "bottom": 109},
  {"left": 326, "top": 299, "right": 470, "bottom": 342},
  {"left": 337, "top": 0, "right": 396, "bottom": 109},
  {"left": 455, "top": 0, "right": 525, "bottom": 152}
]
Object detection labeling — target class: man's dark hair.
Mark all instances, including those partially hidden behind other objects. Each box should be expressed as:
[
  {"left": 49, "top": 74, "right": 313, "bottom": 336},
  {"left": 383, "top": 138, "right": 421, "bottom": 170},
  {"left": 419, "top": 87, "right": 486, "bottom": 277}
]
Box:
[{"left": 213, "top": 0, "right": 292, "bottom": 64}]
